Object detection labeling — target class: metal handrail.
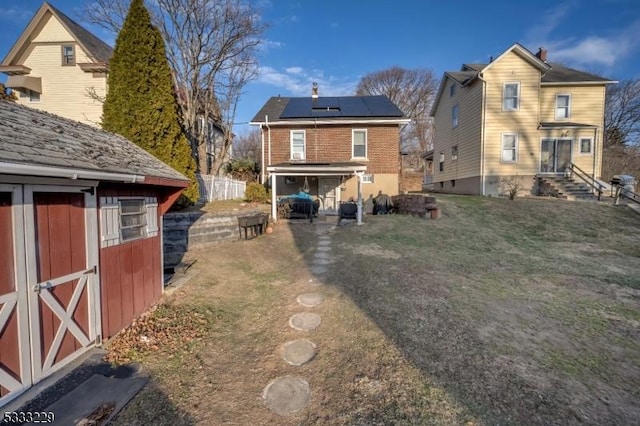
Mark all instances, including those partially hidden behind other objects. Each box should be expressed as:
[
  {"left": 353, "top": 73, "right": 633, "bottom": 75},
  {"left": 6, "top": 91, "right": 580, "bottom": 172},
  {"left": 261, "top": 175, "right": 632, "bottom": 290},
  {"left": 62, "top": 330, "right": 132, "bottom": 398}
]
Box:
[{"left": 567, "top": 162, "right": 604, "bottom": 201}]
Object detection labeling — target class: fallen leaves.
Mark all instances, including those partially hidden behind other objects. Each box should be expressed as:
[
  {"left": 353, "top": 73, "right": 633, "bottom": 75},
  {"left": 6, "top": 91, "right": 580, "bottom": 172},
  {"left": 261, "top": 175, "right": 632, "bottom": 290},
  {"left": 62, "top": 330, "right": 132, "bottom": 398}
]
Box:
[{"left": 105, "top": 303, "right": 213, "bottom": 365}]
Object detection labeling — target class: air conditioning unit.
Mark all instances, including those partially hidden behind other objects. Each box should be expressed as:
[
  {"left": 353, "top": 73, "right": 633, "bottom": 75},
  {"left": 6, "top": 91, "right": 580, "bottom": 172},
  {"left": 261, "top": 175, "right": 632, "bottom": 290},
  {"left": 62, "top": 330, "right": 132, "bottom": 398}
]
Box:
[{"left": 292, "top": 152, "right": 304, "bottom": 160}]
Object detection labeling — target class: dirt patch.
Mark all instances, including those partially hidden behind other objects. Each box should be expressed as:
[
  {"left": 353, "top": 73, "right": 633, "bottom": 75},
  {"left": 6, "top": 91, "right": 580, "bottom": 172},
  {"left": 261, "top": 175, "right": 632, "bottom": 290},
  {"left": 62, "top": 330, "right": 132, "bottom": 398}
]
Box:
[{"left": 109, "top": 195, "right": 640, "bottom": 425}]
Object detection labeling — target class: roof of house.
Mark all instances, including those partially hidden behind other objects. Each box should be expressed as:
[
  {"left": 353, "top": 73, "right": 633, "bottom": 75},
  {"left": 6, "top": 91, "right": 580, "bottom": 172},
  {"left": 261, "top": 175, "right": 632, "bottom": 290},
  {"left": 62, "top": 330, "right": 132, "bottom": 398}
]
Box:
[
  {"left": 0, "top": 100, "right": 188, "bottom": 184},
  {"left": 251, "top": 95, "right": 407, "bottom": 123},
  {"left": 1, "top": 2, "right": 113, "bottom": 66},
  {"left": 432, "top": 43, "right": 616, "bottom": 116}
]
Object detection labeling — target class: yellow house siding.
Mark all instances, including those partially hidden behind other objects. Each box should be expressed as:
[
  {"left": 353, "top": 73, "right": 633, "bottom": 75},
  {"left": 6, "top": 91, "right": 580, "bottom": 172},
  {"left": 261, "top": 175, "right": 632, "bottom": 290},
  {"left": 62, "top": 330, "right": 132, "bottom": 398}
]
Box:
[
  {"left": 31, "top": 13, "right": 75, "bottom": 43},
  {"left": 482, "top": 50, "right": 542, "bottom": 177},
  {"left": 540, "top": 85, "right": 606, "bottom": 124},
  {"left": 13, "top": 14, "right": 106, "bottom": 127},
  {"left": 432, "top": 77, "right": 483, "bottom": 186}
]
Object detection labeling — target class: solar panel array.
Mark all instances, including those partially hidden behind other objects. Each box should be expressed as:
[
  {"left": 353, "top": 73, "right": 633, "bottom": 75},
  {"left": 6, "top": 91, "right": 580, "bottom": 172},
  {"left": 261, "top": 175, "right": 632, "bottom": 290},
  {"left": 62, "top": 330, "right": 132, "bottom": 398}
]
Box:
[{"left": 279, "top": 95, "right": 404, "bottom": 119}]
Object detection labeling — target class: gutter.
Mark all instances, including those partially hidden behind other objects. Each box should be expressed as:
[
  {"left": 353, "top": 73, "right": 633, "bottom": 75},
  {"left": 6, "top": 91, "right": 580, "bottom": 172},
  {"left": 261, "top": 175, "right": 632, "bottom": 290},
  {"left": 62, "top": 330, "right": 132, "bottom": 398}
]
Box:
[
  {"left": 249, "top": 118, "right": 411, "bottom": 126},
  {"left": 0, "top": 161, "right": 145, "bottom": 183}
]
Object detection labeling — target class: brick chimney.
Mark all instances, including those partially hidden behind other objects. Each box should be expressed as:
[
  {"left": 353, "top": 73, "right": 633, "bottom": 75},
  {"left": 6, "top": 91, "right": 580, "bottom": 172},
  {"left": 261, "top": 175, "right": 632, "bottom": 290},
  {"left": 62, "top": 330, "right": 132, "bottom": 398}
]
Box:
[
  {"left": 312, "top": 82, "right": 318, "bottom": 99},
  {"left": 535, "top": 47, "right": 548, "bottom": 62}
]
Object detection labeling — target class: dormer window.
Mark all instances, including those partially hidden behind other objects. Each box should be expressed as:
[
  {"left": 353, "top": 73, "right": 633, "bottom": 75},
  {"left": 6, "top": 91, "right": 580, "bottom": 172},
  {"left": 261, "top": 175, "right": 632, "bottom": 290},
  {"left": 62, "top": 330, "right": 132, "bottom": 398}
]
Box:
[{"left": 62, "top": 45, "right": 75, "bottom": 66}]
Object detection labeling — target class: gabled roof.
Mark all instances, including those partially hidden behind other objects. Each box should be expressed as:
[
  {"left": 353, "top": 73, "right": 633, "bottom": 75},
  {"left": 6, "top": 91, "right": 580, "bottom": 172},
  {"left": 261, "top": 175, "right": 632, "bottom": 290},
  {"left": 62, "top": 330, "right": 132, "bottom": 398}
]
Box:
[
  {"left": 1, "top": 2, "right": 113, "bottom": 67},
  {"left": 250, "top": 95, "right": 409, "bottom": 124},
  {"left": 0, "top": 100, "right": 188, "bottom": 185},
  {"left": 431, "top": 43, "right": 616, "bottom": 116},
  {"left": 542, "top": 63, "right": 615, "bottom": 84}
]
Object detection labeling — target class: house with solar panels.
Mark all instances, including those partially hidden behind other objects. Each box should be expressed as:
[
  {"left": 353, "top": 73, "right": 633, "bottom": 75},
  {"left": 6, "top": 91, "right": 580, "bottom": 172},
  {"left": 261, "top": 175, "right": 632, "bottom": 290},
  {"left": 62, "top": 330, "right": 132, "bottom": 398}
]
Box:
[
  {"left": 250, "top": 85, "right": 410, "bottom": 221},
  {"left": 425, "top": 43, "right": 616, "bottom": 197}
]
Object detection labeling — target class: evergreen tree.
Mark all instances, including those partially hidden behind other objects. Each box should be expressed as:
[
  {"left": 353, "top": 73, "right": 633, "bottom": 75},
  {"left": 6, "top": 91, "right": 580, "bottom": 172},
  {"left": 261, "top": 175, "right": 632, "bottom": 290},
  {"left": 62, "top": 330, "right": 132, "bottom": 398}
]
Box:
[{"left": 102, "top": 0, "right": 198, "bottom": 204}]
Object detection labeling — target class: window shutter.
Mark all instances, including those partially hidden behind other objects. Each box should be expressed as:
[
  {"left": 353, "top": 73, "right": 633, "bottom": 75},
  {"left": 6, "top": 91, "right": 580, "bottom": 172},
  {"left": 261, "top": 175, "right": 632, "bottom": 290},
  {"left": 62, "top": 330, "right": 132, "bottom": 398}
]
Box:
[
  {"left": 145, "top": 197, "right": 159, "bottom": 237},
  {"left": 100, "top": 197, "right": 120, "bottom": 247}
]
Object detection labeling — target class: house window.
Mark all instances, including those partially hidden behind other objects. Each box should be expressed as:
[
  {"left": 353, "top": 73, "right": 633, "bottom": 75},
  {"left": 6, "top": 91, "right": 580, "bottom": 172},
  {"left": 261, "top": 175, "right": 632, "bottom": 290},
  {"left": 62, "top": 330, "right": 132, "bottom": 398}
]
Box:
[
  {"left": 451, "top": 145, "right": 458, "bottom": 161},
  {"left": 352, "top": 129, "right": 367, "bottom": 158},
  {"left": 439, "top": 152, "right": 444, "bottom": 172},
  {"left": 62, "top": 45, "right": 75, "bottom": 66},
  {"left": 21, "top": 89, "right": 40, "bottom": 102},
  {"left": 450, "top": 84, "right": 456, "bottom": 97},
  {"left": 556, "top": 94, "right": 571, "bottom": 119},
  {"left": 452, "top": 105, "right": 459, "bottom": 128},
  {"left": 362, "top": 174, "right": 374, "bottom": 183},
  {"left": 580, "top": 138, "right": 592, "bottom": 154},
  {"left": 119, "top": 199, "right": 146, "bottom": 242},
  {"left": 501, "top": 133, "right": 518, "bottom": 162},
  {"left": 503, "top": 82, "right": 520, "bottom": 111},
  {"left": 290, "top": 130, "right": 305, "bottom": 160}
]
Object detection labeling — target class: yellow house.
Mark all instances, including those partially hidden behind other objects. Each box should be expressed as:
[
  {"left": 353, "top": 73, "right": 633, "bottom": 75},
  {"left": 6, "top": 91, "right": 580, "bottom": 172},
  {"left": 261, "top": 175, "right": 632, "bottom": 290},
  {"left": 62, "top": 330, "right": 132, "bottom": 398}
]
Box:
[
  {"left": 426, "top": 43, "right": 617, "bottom": 196},
  {"left": 0, "top": 2, "right": 112, "bottom": 127}
]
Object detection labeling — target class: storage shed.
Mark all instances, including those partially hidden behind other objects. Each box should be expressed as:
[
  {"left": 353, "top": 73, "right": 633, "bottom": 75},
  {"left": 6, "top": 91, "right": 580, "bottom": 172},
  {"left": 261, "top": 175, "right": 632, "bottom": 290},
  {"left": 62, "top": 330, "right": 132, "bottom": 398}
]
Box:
[{"left": 0, "top": 100, "right": 190, "bottom": 406}]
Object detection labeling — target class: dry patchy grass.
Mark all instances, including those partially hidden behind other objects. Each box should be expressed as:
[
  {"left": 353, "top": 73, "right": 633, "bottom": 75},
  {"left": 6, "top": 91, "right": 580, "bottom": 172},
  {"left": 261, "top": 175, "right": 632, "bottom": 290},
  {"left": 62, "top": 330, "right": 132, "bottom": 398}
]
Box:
[{"left": 110, "top": 196, "right": 640, "bottom": 425}]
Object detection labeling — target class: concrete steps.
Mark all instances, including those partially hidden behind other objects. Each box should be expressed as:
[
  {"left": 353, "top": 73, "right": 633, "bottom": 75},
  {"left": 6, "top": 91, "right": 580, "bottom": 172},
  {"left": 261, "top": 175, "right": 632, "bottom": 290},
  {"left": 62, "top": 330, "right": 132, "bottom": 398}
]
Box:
[{"left": 537, "top": 176, "right": 604, "bottom": 201}]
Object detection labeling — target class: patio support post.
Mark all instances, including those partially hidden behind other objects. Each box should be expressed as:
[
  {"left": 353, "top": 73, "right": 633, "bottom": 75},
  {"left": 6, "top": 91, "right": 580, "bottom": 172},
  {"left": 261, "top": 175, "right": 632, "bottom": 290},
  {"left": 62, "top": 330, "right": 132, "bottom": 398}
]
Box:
[
  {"left": 355, "top": 171, "right": 363, "bottom": 225},
  {"left": 271, "top": 174, "right": 277, "bottom": 222}
]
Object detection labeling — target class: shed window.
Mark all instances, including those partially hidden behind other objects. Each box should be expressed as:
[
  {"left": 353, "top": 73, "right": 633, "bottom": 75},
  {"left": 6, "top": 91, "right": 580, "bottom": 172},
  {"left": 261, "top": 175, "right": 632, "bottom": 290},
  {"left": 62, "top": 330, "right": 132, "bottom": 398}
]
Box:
[{"left": 119, "top": 199, "right": 146, "bottom": 241}]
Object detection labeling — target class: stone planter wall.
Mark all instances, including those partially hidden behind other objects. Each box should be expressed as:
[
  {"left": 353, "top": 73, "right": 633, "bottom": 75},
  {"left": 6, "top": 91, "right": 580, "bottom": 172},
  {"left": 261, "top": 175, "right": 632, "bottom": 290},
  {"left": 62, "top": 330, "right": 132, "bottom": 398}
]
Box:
[{"left": 163, "top": 208, "right": 263, "bottom": 267}]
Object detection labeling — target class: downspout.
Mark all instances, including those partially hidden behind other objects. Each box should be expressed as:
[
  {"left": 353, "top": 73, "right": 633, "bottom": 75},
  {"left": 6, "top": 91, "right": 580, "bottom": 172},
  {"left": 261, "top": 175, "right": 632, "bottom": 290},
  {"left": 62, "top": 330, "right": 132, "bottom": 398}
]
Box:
[
  {"left": 593, "top": 127, "right": 598, "bottom": 183},
  {"left": 479, "top": 75, "right": 487, "bottom": 195},
  {"left": 260, "top": 123, "right": 265, "bottom": 184},
  {"left": 266, "top": 115, "right": 271, "bottom": 185}
]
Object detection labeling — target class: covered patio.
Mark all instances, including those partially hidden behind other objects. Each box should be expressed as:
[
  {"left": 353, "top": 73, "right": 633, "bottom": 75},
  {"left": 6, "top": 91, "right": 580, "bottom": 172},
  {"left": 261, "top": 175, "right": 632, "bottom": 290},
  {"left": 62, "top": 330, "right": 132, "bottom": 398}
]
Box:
[{"left": 267, "top": 162, "right": 367, "bottom": 224}]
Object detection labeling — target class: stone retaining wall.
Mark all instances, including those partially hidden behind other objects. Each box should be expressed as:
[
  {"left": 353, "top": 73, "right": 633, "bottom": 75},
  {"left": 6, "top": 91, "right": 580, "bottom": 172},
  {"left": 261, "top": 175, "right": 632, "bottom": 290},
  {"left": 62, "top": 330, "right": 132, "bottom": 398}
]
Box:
[{"left": 163, "top": 208, "right": 263, "bottom": 267}]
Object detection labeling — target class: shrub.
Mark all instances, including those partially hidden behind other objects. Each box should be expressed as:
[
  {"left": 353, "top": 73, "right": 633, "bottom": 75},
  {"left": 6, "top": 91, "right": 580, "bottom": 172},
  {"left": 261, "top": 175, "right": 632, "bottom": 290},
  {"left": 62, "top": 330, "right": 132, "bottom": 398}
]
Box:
[{"left": 245, "top": 182, "right": 269, "bottom": 203}]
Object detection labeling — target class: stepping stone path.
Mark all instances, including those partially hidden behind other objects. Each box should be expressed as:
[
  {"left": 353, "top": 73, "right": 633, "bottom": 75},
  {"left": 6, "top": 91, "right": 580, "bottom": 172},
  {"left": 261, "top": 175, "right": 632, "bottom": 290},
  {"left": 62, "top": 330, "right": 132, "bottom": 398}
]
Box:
[
  {"left": 283, "top": 339, "right": 317, "bottom": 366},
  {"left": 262, "top": 223, "right": 336, "bottom": 415},
  {"left": 262, "top": 376, "right": 311, "bottom": 415}
]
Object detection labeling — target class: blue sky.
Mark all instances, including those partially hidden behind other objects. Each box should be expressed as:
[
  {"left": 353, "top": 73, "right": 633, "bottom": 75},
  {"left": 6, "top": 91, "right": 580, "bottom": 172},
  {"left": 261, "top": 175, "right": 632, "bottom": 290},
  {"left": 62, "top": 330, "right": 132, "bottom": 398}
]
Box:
[{"left": 2, "top": 0, "right": 640, "bottom": 135}]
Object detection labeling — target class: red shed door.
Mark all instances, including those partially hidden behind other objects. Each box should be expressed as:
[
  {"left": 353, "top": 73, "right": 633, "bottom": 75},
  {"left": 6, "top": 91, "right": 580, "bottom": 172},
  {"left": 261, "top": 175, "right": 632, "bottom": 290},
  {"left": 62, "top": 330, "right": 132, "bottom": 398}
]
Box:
[
  {"left": 0, "top": 186, "right": 30, "bottom": 406},
  {"left": 25, "top": 186, "right": 99, "bottom": 383}
]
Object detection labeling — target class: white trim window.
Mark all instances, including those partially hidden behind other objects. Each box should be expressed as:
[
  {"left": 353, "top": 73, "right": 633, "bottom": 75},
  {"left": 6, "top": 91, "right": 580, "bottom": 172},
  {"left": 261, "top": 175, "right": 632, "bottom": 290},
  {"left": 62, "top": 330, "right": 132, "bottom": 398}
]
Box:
[
  {"left": 580, "top": 137, "right": 593, "bottom": 154},
  {"left": 119, "top": 199, "right": 147, "bottom": 242},
  {"left": 290, "top": 130, "right": 305, "bottom": 160},
  {"left": 503, "top": 82, "right": 520, "bottom": 111},
  {"left": 21, "top": 90, "right": 40, "bottom": 103},
  {"left": 452, "top": 105, "right": 459, "bottom": 128},
  {"left": 501, "top": 133, "right": 518, "bottom": 162},
  {"left": 556, "top": 94, "right": 571, "bottom": 119},
  {"left": 451, "top": 145, "right": 458, "bottom": 161},
  {"left": 352, "top": 129, "right": 367, "bottom": 158},
  {"left": 61, "top": 45, "right": 75, "bottom": 66}
]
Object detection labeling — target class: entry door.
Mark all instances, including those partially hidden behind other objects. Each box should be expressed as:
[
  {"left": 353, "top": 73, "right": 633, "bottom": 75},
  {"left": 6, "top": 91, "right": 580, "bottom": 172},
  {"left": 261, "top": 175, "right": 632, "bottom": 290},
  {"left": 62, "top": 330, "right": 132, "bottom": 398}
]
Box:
[
  {"left": 540, "top": 139, "right": 572, "bottom": 173},
  {"left": 319, "top": 178, "right": 340, "bottom": 213},
  {"left": 0, "top": 185, "right": 30, "bottom": 406},
  {"left": 24, "top": 186, "right": 100, "bottom": 383}
]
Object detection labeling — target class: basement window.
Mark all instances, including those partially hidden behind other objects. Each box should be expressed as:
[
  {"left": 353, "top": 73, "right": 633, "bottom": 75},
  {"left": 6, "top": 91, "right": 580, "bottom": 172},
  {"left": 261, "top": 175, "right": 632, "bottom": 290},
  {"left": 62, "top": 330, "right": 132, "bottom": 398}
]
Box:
[{"left": 119, "top": 199, "right": 146, "bottom": 241}]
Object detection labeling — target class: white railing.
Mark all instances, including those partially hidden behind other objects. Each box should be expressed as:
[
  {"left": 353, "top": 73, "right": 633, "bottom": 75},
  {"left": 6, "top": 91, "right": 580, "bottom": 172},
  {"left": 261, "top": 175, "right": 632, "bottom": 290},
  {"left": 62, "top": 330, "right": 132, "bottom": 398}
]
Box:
[{"left": 196, "top": 174, "right": 246, "bottom": 202}]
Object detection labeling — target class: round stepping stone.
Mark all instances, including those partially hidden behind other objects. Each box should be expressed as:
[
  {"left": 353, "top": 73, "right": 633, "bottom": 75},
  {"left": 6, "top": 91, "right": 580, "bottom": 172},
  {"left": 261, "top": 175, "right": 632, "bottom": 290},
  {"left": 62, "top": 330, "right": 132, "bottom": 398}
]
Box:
[
  {"left": 283, "top": 339, "right": 317, "bottom": 365},
  {"left": 310, "top": 265, "right": 328, "bottom": 275},
  {"left": 317, "top": 240, "right": 331, "bottom": 246},
  {"left": 318, "top": 235, "right": 331, "bottom": 240},
  {"left": 289, "top": 312, "right": 321, "bottom": 331},
  {"left": 262, "top": 376, "right": 310, "bottom": 415},
  {"left": 313, "top": 258, "right": 334, "bottom": 265},
  {"left": 314, "top": 252, "right": 331, "bottom": 259},
  {"left": 316, "top": 246, "right": 331, "bottom": 252},
  {"left": 296, "top": 292, "right": 324, "bottom": 307}
]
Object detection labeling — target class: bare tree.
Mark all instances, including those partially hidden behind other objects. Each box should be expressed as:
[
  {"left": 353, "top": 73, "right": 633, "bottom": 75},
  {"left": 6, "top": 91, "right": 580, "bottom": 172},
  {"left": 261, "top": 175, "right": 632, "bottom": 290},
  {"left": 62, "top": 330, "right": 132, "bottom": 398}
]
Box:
[
  {"left": 604, "top": 79, "right": 640, "bottom": 147},
  {"left": 233, "top": 127, "right": 261, "bottom": 163},
  {"left": 84, "top": 0, "right": 266, "bottom": 174},
  {"left": 355, "top": 67, "right": 439, "bottom": 157}
]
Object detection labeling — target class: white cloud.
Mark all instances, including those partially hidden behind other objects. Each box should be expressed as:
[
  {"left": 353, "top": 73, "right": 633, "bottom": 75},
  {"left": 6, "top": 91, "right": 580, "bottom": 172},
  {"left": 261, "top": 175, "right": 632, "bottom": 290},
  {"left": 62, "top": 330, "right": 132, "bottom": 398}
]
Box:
[
  {"left": 257, "top": 66, "right": 357, "bottom": 96},
  {"left": 0, "top": 6, "right": 33, "bottom": 22},
  {"left": 258, "top": 39, "right": 283, "bottom": 53}
]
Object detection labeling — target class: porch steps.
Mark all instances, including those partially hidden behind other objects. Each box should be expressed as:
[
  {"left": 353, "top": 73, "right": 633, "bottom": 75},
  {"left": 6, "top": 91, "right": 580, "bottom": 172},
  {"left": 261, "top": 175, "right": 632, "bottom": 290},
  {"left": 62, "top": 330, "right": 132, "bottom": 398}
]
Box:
[{"left": 537, "top": 176, "right": 603, "bottom": 201}]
